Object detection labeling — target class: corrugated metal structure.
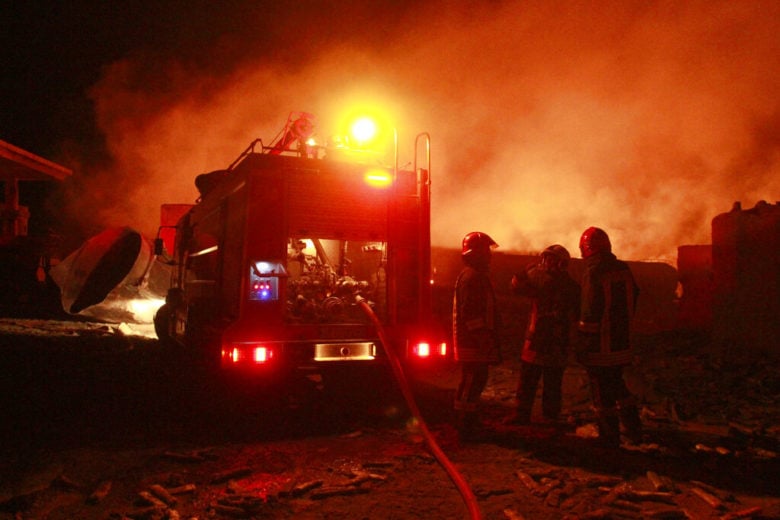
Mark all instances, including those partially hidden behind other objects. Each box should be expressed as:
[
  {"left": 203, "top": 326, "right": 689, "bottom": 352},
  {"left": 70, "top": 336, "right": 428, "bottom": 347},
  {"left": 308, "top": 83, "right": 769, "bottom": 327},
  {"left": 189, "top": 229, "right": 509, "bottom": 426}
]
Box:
[
  {"left": 0, "top": 139, "right": 72, "bottom": 244},
  {"left": 430, "top": 247, "right": 680, "bottom": 345},
  {"left": 0, "top": 140, "right": 72, "bottom": 315},
  {"left": 712, "top": 201, "right": 780, "bottom": 356}
]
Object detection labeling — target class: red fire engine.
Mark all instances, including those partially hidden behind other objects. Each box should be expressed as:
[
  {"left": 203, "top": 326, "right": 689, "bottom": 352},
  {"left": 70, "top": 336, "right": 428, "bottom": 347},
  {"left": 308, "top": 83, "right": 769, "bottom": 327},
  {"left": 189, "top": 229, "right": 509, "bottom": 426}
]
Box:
[{"left": 154, "top": 113, "right": 448, "bottom": 386}]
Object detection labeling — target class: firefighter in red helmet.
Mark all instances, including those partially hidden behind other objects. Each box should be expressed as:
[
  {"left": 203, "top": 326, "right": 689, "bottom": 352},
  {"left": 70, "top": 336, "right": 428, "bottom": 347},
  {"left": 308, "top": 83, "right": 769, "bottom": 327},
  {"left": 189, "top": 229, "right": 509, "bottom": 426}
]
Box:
[
  {"left": 453, "top": 231, "right": 501, "bottom": 439},
  {"left": 577, "top": 227, "right": 643, "bottom": 447},
  {"left": 506, "top": 244, "right": 580, "bottom": 426}
]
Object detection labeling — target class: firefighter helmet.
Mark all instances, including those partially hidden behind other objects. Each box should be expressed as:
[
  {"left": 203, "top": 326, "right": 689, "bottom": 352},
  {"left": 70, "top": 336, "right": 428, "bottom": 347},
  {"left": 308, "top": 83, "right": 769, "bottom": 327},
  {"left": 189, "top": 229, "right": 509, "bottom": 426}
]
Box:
[
  {"left": 541, "top": 244, "right": 571, "bottom": 270},
  {"left": 462, "top": 232, "right": 497, "bottom": 264},
  {"left": 579, "top": 227, "right": 611, "bottom": 258}
]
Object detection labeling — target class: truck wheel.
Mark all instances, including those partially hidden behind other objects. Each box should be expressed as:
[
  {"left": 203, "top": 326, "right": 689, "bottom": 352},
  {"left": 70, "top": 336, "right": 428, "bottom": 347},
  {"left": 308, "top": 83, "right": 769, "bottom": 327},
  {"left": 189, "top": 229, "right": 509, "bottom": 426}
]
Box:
[{"left": 153, "top": 303, "right": 173, "bottom": 346}]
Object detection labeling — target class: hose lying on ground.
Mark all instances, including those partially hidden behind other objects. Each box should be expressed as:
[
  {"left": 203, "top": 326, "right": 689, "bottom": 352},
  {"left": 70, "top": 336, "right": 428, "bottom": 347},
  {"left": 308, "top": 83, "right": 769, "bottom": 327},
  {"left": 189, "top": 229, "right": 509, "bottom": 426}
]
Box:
[{"left": 356, "top": 297, "right": 482, "bottom": 520}]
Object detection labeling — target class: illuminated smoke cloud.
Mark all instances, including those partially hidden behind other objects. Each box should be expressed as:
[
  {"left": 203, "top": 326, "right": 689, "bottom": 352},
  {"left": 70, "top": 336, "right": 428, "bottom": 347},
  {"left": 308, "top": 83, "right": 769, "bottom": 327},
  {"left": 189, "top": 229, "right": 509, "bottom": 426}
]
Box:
[{"left": 81, "top": 0, "right": 779, "bottom": 262}]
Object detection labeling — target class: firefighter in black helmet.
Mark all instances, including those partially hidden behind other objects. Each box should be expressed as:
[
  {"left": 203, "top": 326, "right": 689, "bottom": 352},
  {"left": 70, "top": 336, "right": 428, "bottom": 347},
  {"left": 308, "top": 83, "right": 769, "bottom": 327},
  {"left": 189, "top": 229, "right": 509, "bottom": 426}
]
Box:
[
  {"left": 577, "top": 227, "right": 643, "bottom": 447},
  {"left": 453, "top": 231, "right": 501, "bottom": 439},
  {"left": 506, "top": 244, "right": 580, "bottom": 426}
]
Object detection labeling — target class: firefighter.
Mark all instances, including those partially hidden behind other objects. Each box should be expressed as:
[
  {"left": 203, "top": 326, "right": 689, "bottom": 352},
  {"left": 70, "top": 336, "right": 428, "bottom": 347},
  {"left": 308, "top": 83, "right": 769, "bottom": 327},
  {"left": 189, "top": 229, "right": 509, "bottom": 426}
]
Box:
[
  {"left": 576, "top": 227, "right": 643, "bottom": 447},
  {"left": 506, "top": 244, "right": 580, "bottom": 426},
  {"left": 453, "top": 231, "right": 501, "bottom": 438}
]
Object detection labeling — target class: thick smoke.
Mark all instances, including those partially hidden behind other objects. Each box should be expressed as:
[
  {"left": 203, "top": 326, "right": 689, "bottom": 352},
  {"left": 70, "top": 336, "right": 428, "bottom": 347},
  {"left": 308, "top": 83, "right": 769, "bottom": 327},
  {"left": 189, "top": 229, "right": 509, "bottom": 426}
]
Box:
[{"left": 77, "top": 0, "right": 779, "bottom": 262}]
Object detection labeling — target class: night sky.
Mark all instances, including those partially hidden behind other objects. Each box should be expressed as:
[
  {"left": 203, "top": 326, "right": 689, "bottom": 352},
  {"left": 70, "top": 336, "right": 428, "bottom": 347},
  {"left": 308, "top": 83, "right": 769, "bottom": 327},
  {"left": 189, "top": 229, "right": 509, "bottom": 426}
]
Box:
[
  {"left": 3, "top": 1, "right": 779, "bottom": 261},
  {"left": 3, "top": 1, "right": 410, "bottom": 157},
  {"left": 4, "top": 1, "right": 179, "bottom": 156}
]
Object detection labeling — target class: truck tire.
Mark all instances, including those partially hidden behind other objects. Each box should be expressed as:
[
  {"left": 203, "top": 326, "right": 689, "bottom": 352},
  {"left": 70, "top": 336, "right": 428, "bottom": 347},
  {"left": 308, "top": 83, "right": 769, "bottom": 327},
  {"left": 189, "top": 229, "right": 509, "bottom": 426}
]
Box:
[{"left": 153, "top": 303, "right": 173, "bottom": 346}]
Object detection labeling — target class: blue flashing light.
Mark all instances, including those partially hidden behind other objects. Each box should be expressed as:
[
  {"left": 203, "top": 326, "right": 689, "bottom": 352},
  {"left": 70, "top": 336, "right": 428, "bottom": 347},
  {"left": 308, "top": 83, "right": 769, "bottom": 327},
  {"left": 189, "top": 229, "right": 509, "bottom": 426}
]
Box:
[{"left": 249, "top": 262, "right": 281, "bottom": 301}]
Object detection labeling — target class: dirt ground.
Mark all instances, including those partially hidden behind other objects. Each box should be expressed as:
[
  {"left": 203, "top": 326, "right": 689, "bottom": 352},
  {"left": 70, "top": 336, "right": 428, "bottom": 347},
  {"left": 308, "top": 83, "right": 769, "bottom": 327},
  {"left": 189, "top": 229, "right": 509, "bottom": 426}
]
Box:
[{"left": 1, "top": 319, "right": 779, "bottom": 519}]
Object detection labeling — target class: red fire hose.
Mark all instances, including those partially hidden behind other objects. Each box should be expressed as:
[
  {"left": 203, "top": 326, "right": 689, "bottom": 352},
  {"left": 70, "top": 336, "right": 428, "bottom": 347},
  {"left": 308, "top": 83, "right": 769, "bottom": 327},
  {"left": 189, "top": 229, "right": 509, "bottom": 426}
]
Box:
[{"left": 356, "top": 297, "right": 483, "bottom": 520}]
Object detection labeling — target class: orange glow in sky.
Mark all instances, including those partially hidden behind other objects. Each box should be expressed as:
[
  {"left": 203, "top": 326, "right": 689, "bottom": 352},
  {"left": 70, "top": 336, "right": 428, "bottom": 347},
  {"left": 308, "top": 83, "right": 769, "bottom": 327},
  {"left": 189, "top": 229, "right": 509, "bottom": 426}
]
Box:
[{"left": 64, "top": 0, "right": 779, "bottom": 263}]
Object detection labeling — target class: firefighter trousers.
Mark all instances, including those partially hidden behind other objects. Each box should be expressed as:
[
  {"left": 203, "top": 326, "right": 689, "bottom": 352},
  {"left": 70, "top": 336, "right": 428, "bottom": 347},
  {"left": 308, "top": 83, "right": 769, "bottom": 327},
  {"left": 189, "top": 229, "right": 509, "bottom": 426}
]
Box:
[
  {"left": 515, "top": 361, "right": 564, "bottom": 422},
  {"left": 585, "top": 365, "right": 642, "bottom": 445},
  {"left": 454, "top": 362, "right": 490, "bottom": 430}
]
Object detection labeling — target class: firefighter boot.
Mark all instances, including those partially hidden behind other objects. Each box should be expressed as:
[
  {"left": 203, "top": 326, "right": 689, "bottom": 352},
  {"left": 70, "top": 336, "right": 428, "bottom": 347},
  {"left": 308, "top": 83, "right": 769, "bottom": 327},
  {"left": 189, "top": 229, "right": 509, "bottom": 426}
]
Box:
[
  {"left": 618, "top": 403, "right": 643, "bottom": 444},
  {"left": 595, "top": 409, "right": 621, "bottom": 448}
]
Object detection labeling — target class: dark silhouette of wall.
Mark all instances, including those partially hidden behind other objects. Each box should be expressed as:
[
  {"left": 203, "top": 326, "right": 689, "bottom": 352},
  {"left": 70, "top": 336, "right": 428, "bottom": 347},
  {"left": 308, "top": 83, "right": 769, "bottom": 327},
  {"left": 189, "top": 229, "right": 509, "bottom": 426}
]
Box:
[{"left": 712, "top": 201, "right": 780, "bottom": 357}]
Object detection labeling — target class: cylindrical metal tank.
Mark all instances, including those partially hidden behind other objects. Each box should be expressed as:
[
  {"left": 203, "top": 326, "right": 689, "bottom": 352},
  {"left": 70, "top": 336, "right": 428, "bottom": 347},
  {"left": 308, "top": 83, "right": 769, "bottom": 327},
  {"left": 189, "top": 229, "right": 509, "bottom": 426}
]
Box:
[
  {"left": 50, "top": 227, "right": 156, "bottom": 314},
  {"left": 712, "top": 201, "right": 780, "bottom": 355}
]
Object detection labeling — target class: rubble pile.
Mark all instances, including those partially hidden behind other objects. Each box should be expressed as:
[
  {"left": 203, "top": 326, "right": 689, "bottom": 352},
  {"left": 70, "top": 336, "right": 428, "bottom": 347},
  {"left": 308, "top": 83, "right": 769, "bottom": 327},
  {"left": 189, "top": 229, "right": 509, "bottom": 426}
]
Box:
[
  {"left": 0, "top": 432, "right": 431, "bottom": 519},
  {"left": 3, "top": 425, "right": 779, "bottom": 520},
  {"left": 635, "top": 330, "right": 780, "bottom": 443},
  {"left": 2, "top": 324, "right": 780, "bottom": 519},
  {"left": 0, "top": 317, "right": 156, "bottom": 339},
  {"left": 505, "top": 459, "right": 772, "bottom": 520}
]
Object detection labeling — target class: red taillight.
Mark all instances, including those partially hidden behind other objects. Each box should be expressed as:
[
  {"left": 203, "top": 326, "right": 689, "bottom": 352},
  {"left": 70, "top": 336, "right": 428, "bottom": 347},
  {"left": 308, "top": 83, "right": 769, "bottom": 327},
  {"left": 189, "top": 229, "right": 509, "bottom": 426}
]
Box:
[
  {"left": 222, "top": 344, "right": 273, "bottom": 365},
  {"left": 414, "top": 342, "right": 431, "bottom": 358},
  {"left": 253, "top": 346, "right": 271, "bottom": 363},
  {"left": 411, "top": 340, "right": 448, "bottom": 358}
]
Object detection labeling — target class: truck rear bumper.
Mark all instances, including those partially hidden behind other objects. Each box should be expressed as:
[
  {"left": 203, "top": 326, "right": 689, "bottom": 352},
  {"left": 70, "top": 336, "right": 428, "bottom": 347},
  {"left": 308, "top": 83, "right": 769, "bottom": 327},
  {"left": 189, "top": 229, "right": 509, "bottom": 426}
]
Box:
[{"left": 220, "top": 339, "right": 385, "bottom": 372}]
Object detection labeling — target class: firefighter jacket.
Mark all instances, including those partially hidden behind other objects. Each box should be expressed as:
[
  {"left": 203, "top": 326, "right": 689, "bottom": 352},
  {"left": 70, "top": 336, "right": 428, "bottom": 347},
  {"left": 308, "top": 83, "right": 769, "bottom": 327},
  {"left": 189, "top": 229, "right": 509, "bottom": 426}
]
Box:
[
  {"left": 577, "top": 252, "right": 639, "bottom": 366},
  {"left": 453, "top": 265, "right": 501, "bottom": 365},
  {"left": 512, "top": 264, "right": 580, "bottom": 367}
]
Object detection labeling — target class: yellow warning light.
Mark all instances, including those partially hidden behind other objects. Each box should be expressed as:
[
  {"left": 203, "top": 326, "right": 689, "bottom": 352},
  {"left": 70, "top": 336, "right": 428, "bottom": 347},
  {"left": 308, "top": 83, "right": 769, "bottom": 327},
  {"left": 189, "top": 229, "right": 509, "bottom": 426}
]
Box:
[
  {"left": 350, "top": 117, "right": 378, "bottom": 144},
  {"left": 328, "top": 106, "right": 395, "bottom": 163},
  {"left": 364, "top": 168, "right": 392, "bottom": 188}
]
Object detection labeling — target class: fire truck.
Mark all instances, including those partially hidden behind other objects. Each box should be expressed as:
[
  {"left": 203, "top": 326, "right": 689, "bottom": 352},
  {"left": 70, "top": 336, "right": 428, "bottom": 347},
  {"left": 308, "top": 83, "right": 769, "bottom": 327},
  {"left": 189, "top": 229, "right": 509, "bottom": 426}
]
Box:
[{"left": 154, "top": 113, "right": 449, "bottom": 387}]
